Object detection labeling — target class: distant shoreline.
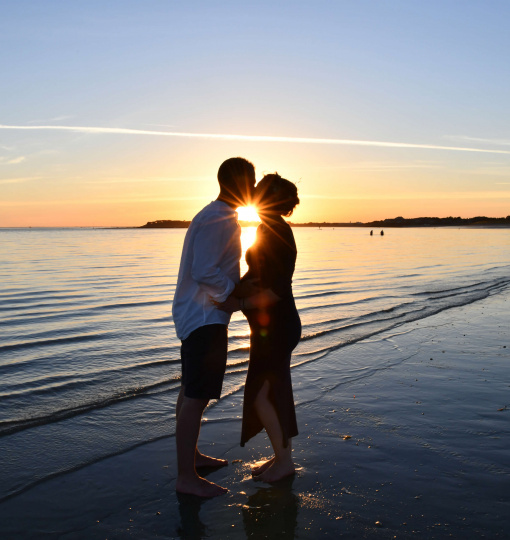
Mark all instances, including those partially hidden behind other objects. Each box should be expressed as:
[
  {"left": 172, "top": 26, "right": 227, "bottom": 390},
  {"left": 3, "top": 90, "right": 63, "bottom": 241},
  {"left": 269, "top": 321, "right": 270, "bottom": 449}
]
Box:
[
  {"left": 2, "top": 216, "right": 510, "bottom": 229},
  {"left": 140, "top": 216, "right": 510, "bottom": 229}
]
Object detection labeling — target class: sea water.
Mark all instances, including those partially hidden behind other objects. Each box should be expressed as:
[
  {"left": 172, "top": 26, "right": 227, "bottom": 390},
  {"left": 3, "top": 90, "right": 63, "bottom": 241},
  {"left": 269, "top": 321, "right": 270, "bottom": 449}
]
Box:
[{"left": 1, "top": 226, "right": 509, "bottom": 501}]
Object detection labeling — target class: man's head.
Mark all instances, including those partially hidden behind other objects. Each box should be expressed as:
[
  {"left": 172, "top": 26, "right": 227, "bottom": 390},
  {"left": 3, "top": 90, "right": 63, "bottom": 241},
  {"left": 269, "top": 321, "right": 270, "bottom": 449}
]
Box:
[{"left": 217, "top": 157, "right": 256, "bottom": 208}]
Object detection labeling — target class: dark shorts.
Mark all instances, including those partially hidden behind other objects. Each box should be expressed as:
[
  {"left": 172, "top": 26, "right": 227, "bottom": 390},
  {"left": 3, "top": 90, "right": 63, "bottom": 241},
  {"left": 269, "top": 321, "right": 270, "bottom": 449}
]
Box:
[{"left": 180, "top": 324, "right": 228, "bottom": 399}]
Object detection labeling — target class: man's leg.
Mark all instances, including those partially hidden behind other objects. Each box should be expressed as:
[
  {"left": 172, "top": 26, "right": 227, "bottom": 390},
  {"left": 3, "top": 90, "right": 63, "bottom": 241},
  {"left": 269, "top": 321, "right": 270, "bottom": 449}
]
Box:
[
  {"left": 176, "top": 324, "right": 229, "bottom": 496},
  {"left": 176, "top": 385, "right": 228, "bottom": 469},
  {"left": 175, "top": 393, "right": 228, "bottom": 497}
]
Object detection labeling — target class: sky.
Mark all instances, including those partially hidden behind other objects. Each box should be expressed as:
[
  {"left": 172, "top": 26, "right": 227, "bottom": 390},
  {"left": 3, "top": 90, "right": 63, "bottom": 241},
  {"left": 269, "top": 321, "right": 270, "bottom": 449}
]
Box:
[{"left": 1, "top": 0, "right": 510, "bottom": 227}]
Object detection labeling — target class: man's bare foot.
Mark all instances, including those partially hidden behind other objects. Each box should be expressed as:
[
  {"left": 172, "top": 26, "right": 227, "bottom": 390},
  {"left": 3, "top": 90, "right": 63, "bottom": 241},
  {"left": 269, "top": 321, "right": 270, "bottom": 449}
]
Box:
[
  {"left": 251, "top": 457, "right": 275, "bottom": 476},
  {"left": 176, "top": 475, "right": 228, "bottom": 498},
  {"left": 195, "top": 451, "right": 228, "bottom": 469},
  {"left": 253, "top": 460, "right": 295, "bottom": 483}
]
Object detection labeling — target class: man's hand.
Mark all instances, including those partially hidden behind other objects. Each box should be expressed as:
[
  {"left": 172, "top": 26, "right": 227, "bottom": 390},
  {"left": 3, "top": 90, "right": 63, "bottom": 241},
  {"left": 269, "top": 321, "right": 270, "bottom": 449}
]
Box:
[
  {"left": 233, "top": 278, "right": 261, "bottom": 298},
  {"left": 210, "top": 295, "right": 241, "bottom": 313}
]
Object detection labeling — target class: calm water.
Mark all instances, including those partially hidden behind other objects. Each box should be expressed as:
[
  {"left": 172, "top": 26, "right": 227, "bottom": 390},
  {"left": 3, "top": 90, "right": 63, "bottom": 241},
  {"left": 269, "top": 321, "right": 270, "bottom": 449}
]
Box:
[{"left": 1, "top": 226, "right": 509, "bottom": 501}]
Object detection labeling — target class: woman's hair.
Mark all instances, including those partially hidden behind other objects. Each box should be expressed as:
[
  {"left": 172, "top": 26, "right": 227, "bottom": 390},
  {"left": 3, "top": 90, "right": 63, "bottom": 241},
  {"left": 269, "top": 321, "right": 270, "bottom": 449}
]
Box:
[{"left": 255, "top": 173, "right": 300, "bottom": 217}]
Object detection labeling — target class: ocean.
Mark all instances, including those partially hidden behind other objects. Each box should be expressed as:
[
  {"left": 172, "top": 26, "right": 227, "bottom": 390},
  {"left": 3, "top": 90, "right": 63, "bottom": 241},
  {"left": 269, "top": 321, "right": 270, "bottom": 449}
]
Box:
[{"left": 1, "top": 226, "right": 509, "bottom": 503}]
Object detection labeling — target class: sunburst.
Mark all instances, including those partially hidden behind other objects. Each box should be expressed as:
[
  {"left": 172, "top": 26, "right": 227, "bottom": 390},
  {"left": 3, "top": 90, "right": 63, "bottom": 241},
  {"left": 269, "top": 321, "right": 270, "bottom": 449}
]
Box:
[{"left": 237, "top": 205, "right": 260, "bottom": 222}]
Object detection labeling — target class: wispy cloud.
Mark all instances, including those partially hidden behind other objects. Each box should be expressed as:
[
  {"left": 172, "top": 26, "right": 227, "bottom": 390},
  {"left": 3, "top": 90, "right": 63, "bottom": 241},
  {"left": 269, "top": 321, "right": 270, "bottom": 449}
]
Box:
[
  {"left": 304, "top": 191, "right": 510, "bottom": 200},
  {"left": 0, "top": 155, "right": 26, "bottom": 164},
  {"left": 2, "top": 124, "right": 510, "bottom": 155},
  {"left": 0, "top": 176, "right": 42, "bottom": 185},
  {"left": 0, "top": 195, "right": 209, "bottom": 206},
  {"left": 26, "top": 115, "right": 75, "bottom": 125},
  {"left": 448, "top": 135, "right": 510, "bottom": 146},
  {"left": 83, "top": 176, "right": 209, "bottom": 184},
  {"left": 319, "top": 161, "right": 442, "bottom": 171}
]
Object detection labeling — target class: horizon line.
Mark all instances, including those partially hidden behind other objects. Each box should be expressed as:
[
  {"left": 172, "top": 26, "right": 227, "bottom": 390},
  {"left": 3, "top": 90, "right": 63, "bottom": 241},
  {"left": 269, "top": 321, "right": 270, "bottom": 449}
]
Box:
[
  {"left": 2, "top": 124, "right": 510, "bottom": 155},
  {"left": 3, "top": 215, "right": 509, "bottom": 229}
]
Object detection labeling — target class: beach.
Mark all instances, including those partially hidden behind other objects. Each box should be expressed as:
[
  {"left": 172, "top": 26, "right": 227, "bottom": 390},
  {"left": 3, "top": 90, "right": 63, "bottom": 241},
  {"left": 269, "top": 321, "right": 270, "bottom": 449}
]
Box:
[
  {"left": 1, "top": 286, "right": 508, "bottom": 539},
  {"left": 3, "top": 3, "right": 510, "bottom": 535}
]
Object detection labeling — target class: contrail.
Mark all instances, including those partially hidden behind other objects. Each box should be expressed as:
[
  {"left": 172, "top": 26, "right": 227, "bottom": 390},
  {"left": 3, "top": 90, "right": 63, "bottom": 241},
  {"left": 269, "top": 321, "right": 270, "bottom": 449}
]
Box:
[{"left": 2, "top": 124, "right": 510, "bottom": 155}]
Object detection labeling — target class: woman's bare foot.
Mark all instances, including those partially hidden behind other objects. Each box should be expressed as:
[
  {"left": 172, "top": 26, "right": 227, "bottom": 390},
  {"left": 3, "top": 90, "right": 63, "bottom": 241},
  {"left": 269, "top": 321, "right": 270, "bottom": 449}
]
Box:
[
  {"left": 253, "top": 460, "right": 295, "bottom": 483},
  {"left": 195, "top": 450, "right": 228, "bottom": 469},
  {"left": 251, "top": 456, "right": 275, "bottom": 476},
  {"left": 176, "top": 475, "right": 228, "bottom": 498}
]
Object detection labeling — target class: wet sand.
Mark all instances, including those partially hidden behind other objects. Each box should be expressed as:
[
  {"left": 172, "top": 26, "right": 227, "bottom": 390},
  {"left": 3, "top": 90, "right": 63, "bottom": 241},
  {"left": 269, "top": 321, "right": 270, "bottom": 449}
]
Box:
[{"left": 1, "top": 291, "right": 508, "bottom": 539}]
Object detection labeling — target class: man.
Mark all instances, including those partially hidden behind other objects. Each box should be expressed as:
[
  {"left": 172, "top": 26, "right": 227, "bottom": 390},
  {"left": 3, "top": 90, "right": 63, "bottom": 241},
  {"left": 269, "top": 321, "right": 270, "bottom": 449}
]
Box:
[{"left": 172, "top": 157, "right": 256, "bottom": 497}]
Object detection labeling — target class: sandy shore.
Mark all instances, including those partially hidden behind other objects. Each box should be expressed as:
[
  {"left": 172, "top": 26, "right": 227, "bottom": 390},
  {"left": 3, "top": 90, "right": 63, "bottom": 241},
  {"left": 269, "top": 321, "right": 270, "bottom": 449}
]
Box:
[{"left": 1, "top": 290, "right": 509, "bottom": 539}]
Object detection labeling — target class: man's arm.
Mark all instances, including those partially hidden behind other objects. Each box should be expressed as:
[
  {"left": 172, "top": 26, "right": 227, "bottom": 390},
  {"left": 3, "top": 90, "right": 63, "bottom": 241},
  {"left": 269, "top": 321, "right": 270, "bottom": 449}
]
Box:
[{"left": 191, "top": 220, "right": 238, "bottom": 302}]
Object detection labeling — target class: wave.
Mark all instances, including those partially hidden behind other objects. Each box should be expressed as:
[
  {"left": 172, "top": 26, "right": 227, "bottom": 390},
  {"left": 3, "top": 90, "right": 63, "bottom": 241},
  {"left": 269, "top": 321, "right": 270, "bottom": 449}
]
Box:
[
  {"left": 1, "top": 275, "right": 508, "bottom": 443},
  {"left": 0, "top": 377, "right": 180, "bottom": 438}
]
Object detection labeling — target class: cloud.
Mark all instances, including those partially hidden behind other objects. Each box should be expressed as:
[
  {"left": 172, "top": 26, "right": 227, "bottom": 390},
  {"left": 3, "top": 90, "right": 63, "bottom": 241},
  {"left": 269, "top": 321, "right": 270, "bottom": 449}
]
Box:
[
  {"left": 0, "top": 155, "right": 26, "bottom": 164},
  {"left": 304, "top": 191, "right": 510, "bottom": 201},
  {"left": 318, "top": 161, "right": 442, "bottom": 171},
  {"left": 0, "top": 195, "right": 210, "bottom": 206},
  {"left": 0, "top": 176, "right": 41, "bottom": 185},
  {"left": 2, "top": 124, "right": 510, "bottom": 155},
  {"left": 26, "top": 115, "right": 75, "bottom": 124},
  {"left": 83, "top": 175, "right": 209, "bottom": 184},
  {"left": 7, "top": 156, "right": 25, "bottom": 164},
  {"left": 448, "top": 135, "right": 510, "bottom": 146}
]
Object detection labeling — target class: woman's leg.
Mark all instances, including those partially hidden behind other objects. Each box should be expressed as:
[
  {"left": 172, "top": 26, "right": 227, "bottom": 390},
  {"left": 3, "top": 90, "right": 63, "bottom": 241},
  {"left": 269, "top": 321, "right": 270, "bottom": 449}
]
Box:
[{"left": 253, "top": 380, "right": 295, "bottom": 482}]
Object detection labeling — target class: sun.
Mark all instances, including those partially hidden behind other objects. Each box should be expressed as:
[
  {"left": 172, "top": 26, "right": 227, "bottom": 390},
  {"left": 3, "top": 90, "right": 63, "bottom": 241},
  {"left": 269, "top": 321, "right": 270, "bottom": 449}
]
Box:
[{"left": 237, "top": 205, "right": 260, "bottom": 223}]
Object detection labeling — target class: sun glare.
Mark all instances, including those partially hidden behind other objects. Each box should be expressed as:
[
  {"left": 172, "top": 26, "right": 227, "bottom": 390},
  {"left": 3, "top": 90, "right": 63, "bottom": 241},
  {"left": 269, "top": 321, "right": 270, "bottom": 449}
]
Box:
[
  {"left": 240, "top": 226, "right": 257, "bottom": 269},
  {"left": 237, "top": 205, "right": 260, "bottom": 223}
]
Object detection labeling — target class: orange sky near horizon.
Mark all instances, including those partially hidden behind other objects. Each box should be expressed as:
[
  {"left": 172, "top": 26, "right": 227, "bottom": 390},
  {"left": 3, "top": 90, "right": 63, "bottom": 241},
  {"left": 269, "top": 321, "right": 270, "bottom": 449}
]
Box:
[{"left": 1, "top": 3, "right": 510, "bottom": 227}]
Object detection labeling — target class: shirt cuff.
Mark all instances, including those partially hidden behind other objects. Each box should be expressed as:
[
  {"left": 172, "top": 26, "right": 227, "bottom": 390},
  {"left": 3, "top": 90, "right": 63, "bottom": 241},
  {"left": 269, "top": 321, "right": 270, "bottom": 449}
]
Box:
[{"left": 209, "top": 278, "right": 236, "bottom": 303}]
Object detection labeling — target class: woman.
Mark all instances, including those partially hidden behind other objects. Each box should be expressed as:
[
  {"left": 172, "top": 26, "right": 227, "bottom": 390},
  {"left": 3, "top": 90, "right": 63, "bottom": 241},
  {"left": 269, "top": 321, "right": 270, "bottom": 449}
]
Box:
[{"left": 215, "top": 173, "right": 301, "bottom": 483}]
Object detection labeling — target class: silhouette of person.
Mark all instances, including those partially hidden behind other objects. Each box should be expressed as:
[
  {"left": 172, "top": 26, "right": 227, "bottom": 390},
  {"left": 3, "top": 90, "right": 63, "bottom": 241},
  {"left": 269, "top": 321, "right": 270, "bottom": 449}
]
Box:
[{"left": 173, "top": 157, "right": 257, "bottom": 498}]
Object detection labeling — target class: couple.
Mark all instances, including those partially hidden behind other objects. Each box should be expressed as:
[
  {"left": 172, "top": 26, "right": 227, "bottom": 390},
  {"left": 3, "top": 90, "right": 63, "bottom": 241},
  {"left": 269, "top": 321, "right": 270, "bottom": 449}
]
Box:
[{"left": 172, "top": 157, "right": 301, "bottom": 498}]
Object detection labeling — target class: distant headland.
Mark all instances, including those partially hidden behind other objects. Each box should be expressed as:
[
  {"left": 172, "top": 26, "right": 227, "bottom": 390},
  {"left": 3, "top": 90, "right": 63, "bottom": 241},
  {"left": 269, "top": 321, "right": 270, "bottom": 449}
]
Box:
[{"left": 140, "top": 216, "right": 510, "bottom": 229}]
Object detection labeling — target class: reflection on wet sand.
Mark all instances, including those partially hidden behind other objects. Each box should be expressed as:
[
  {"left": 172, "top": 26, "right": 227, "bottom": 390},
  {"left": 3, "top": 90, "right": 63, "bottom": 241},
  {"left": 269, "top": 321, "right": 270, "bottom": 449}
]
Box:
[
  {"left": 242, "top": 476, "right": 298, "bottom": 539},
  {"left": 176, "top": 492, "right": 207, "bottom": 540},
  {"left": 176, "top": 475, "right": 298, "bottom": 539}
]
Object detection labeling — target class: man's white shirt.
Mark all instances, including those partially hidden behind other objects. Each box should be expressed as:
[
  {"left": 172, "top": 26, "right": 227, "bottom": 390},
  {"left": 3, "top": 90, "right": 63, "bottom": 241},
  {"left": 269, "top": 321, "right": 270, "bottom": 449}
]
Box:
[{"left": 172, "top": 200, "right": 241, "bottom": 340}]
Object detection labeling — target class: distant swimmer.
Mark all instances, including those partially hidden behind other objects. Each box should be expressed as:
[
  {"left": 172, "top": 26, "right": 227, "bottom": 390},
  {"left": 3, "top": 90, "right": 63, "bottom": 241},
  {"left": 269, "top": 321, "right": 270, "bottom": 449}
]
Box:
[
  {"left": 380, "top": 230, "right": 384, "bottom": 236},
  {"left": 370, "top": 230, "right": 373, "bottom": 236}
]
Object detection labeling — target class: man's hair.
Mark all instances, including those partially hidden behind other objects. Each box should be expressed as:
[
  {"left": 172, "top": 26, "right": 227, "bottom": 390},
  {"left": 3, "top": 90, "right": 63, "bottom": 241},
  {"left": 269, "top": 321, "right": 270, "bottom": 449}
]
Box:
[{"left": 217, "top": 157, "right": 255, "bottom": 190}]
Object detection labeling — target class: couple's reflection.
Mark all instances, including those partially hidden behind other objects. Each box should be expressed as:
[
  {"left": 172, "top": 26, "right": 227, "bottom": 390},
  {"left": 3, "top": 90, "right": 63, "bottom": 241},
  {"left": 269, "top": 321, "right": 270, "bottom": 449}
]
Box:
[
  {"left": 176, "top": 492, "right": 207, "bottom": 540},
  {"left": 242, "top": 475, "right": 298, "bottom": 539},
  {"left": 177, "top": 475, "right": 298, "bottom": 539}
]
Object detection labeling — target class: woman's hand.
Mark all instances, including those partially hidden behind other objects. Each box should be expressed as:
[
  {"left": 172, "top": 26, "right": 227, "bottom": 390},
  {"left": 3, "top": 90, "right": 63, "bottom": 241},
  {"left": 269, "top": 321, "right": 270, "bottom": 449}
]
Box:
[
  {"left": 210, "top": 295, "right": 242, "bottom": 313},
  {"left": 233, "top": 278, "right": 261, "bottom": 297}
]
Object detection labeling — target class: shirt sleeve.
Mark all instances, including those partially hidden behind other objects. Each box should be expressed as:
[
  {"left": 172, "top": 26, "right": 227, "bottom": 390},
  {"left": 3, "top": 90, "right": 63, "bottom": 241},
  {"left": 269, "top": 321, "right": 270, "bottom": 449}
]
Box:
[{"left": 190, "top": 217, "right": 239, "bottom": 302}]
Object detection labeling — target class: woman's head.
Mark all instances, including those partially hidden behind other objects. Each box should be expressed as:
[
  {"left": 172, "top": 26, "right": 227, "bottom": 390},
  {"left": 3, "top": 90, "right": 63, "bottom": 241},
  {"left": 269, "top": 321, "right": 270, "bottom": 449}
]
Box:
[{"left": 254, "top": 173, "right": 300, "bottom": 217}]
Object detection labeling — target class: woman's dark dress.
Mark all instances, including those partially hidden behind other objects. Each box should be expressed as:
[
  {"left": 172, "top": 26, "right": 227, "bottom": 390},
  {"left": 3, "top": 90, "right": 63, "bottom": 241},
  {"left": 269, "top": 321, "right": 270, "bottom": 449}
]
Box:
[{"left": 240, "top": 216, "right": 301, "bottom": 448}]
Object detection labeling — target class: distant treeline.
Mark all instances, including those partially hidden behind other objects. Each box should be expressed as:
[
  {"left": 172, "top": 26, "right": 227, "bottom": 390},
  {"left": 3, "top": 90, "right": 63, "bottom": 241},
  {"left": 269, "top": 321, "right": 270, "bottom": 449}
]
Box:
[
  {"left": 140, "top": 220, "right": 191, "bottom": 228},
  {"left": 140, "top": 216, "right": 510, "bottom": 229},
  {"left": 363, "top": 216, "right": 510, "bottom": 227}
]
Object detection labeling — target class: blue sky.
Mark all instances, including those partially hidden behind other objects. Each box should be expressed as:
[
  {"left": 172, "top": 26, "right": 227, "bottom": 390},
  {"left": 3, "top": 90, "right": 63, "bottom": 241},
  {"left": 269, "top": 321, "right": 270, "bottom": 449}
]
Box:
[{"left": 1, "top": 1, "right": 509, "bottom": 226}]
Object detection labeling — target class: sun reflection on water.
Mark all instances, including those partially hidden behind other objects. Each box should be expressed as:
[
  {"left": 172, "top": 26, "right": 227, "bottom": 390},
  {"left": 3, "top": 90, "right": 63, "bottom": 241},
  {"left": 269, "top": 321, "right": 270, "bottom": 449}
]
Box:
[{"left": 240, "top": 226, "right": 257, "bottom": 275}]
